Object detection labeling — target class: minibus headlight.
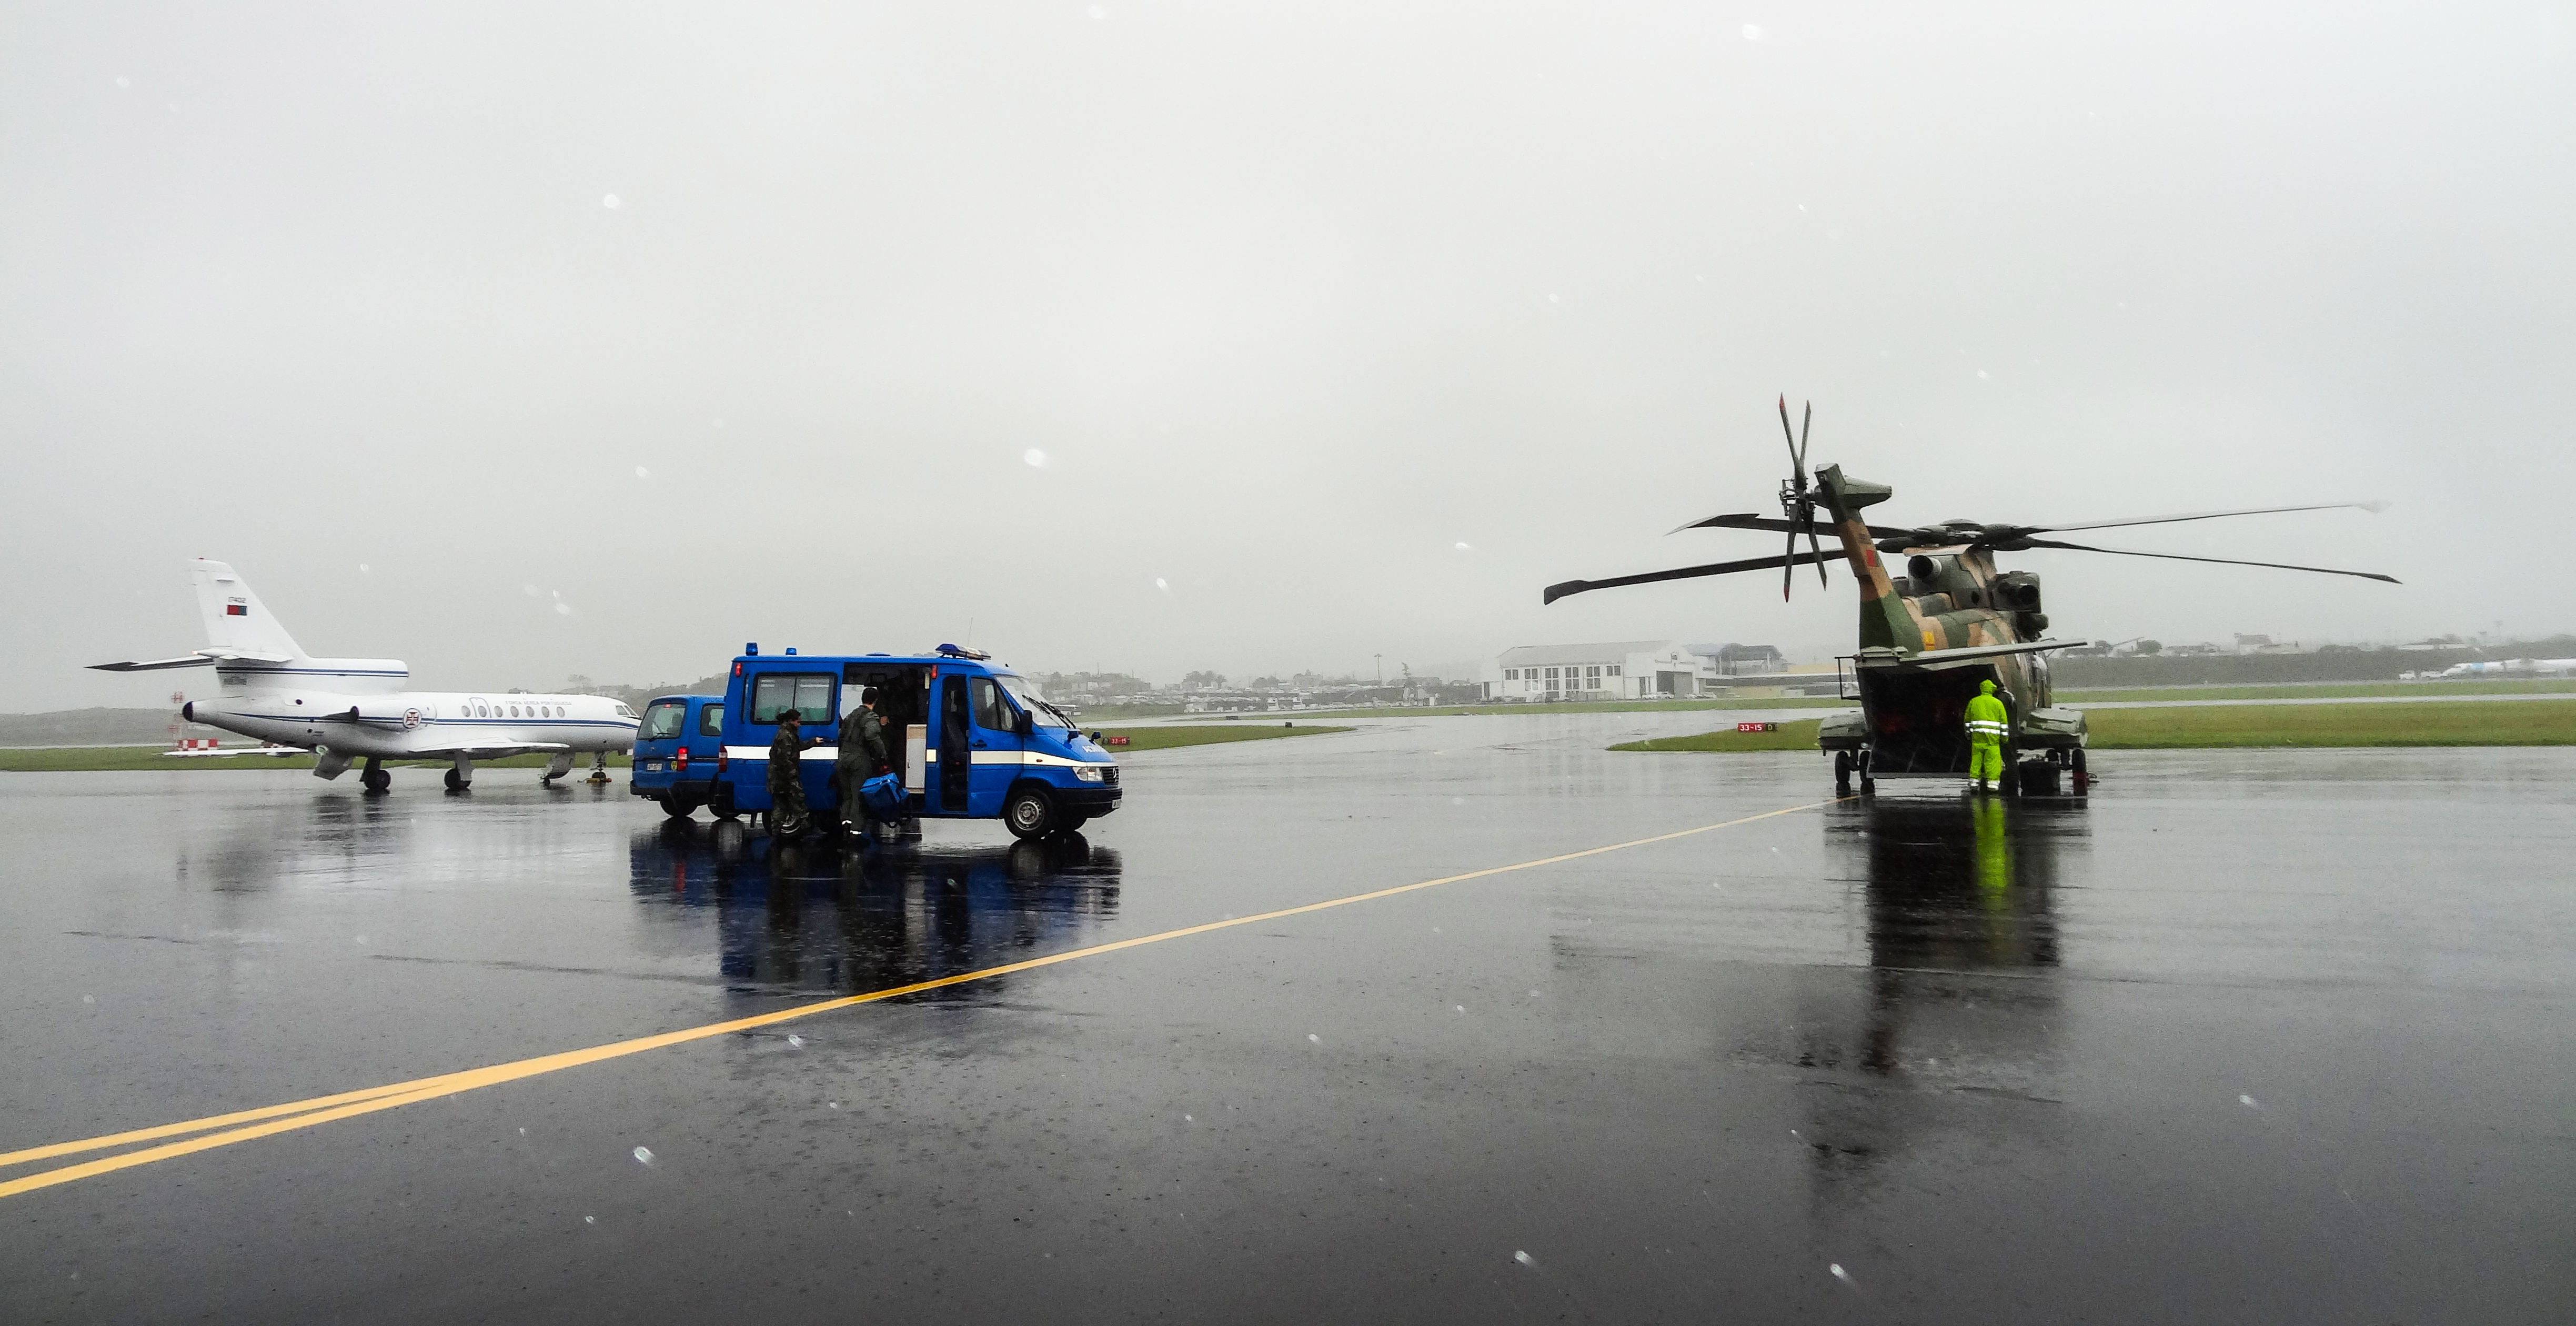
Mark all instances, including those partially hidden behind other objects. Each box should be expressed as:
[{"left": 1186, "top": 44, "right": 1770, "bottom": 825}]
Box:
[{"left": 1072, "top": 765, "right": 1105, "bottom": 783}]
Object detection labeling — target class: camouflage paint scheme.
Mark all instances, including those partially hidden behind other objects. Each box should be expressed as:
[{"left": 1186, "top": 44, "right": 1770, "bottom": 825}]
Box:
[{"left": 1810, "top": 465, "right": 2087, "bottom": 788}]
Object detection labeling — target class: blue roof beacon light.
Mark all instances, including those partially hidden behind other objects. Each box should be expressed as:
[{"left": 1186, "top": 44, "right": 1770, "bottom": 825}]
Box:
[
  {"left": 745, "top": 642, "right": 760, "bottom": 656},
  {"left": 784, "top": 648, "right": 798, "bottom": 655}
]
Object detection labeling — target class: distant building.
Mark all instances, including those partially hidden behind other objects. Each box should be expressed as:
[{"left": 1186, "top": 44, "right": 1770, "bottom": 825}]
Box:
[
  {"left": 1690, "top": 642, "right": 1786, "bottom": 676},
  {"left": 1482, "top": 641, "right": 1712, "bottom": 701}
]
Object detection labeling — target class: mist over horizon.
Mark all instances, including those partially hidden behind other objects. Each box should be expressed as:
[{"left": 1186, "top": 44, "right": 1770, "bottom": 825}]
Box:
[{"left": 8, "top": 3, "right": 2570, "bottom": 712}]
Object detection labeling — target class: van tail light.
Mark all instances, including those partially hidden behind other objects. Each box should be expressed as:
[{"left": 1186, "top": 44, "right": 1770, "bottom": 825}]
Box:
[
  {"left": 675, "top": 747, "right": 689, "bottom": 770},
  {"left": 716, "top": 749, "right": 728, "bottom": 773}
]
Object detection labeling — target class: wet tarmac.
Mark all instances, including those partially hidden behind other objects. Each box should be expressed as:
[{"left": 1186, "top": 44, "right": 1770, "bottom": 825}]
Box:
[{"left": 3, "top": 717, "right": 2571, "bottom": 1322}]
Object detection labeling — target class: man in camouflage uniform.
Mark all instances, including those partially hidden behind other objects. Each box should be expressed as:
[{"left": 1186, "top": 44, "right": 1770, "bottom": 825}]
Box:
[
  {"left": 1964, "top": 678, "right": 2011, "bottom": 793},
  {"left": 768, "top": 709, "right": 813, "bottom": 837},
  {"left": 834, "top": 688, "right": 890, "bottom": 837}
]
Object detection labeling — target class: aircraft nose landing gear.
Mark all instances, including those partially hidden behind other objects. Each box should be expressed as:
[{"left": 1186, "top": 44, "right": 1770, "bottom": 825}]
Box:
[
  {"left": 359, "top": 757, "right": 390, "bottom": 794},
  {"left": 587, "top": 751, "right": 612, "bottom": 785}
]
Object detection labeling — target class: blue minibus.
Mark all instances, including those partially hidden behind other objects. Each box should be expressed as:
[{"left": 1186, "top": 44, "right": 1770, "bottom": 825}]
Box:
[
  {"left": 630, "top": 694, "right": 725, "bottom": 817},
  {"left": 707, "top": 644, "right": 1119, "bottom": 839}
]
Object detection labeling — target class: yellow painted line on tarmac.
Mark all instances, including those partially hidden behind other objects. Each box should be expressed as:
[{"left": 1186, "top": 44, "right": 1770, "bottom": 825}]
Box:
[{"left": 0, "top": 800, "right": 1839, "bottom": 1202}]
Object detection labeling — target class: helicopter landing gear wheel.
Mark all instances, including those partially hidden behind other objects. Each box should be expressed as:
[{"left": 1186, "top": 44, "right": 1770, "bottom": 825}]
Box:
[
  {"left": 2071, "top": 747, "right": 2089, "bottom": 795},
  {"left": 1858, "top": 750, "right": 1875, "bottom": 797},
  {"left": 1833, "top": 751, "right": 1853, "bottom": 796}
]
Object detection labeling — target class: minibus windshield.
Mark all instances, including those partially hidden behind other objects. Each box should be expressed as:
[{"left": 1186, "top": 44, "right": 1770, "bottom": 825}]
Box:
[{"left": 996, "top": 674, "right": 1074, "bottom": 728}]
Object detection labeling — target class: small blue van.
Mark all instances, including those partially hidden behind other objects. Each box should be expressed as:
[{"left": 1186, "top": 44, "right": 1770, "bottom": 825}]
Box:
[
  {"left": 630, "top": 694, "right": 726, "bottom": 817},
  {"left": 708, "top": 644, "right": 1120, "bottom": 839}
]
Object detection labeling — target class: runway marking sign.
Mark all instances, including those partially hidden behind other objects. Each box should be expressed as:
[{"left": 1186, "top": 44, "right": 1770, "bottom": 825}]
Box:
[{"left": 0, "top": 796, "right": 1848, "bottom": 1202}]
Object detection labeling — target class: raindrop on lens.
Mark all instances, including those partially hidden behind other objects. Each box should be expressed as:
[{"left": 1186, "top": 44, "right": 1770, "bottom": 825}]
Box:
[
  {"left": 635, "top": 467, "right": 650, "bottom": 480},
  {"left": 1024, "top": 448, "right": 1047, "bottom": 467},
  {"left": 1307, "top": 1033, "right": 1320, "bottom": 1044},
  {"left": 1831, "top": 1263, "right": 1853, "bottom": 1283},
  {"left": 601, "top": 194, "right": 621, "bottom": 209},
  {"left": 1514, "top": 1250, "right": 1534, "bottom": 1265},
  {"left": 787, "top": 1034, "right": 803, "bottom": 1049},
  {"left": 633, "top": 1146, "right": 654, "bottom": 1165},
  {"left": 2240, "top": 1094, "right": 2260, "bottom": 1109},
  {"left": 584, "top": 1215, "right": 596, "bottom": 1224}
]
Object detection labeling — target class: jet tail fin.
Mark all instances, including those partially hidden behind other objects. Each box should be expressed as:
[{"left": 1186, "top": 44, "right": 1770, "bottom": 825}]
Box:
[{"left": 190, "top": 559, "right": 308, "bottom": 660}]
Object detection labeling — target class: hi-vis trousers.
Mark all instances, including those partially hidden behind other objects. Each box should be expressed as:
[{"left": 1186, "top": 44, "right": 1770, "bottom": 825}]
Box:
[{"left": 1968, "top": 739, "right": 2004, "bottom": 785}]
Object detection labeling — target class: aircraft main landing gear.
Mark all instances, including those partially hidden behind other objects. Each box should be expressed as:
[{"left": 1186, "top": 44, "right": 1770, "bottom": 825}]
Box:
[
  {"left": 445, "top": 755, "right": 474, "bottom": 793},
  {"left": 359, "top": 757, "right": 390, "bottom": 794}
]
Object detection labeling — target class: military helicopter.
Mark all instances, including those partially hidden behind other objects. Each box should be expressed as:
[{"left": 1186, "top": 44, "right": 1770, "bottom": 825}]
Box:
[{"left": 1544, "top": 398, "right": 2396, "bottom": 796}]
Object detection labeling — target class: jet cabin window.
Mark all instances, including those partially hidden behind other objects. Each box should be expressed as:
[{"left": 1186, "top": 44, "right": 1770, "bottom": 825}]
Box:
[
  {"left": 750, "top": 674, "right": 836, "bottom": 725},
  {"left": 640, "top": 701, "right": 687, "bottom": 741}
]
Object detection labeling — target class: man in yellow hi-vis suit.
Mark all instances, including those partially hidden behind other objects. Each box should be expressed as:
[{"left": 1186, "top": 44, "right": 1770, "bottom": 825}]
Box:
[{"left": 1965, "top": 678, "right": 2011, "bottom": 793}]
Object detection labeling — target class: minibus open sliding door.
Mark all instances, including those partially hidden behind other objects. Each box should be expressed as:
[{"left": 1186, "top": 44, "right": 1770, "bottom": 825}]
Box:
[{"left": 935, "top": 671, "right": 971, "bottom": 815}]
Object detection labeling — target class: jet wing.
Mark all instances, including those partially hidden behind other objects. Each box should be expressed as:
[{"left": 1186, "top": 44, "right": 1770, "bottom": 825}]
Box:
[{"left": 403, "top": 742, "right": 573, "bottom": 760}]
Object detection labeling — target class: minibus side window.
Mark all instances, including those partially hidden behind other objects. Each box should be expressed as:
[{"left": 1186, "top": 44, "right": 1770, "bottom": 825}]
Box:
[
  {"left": 698, "top": 704, "right": 724, "bottom": 737},
  {"left": 750, "top": 673, "right": 837, "bottom": 724}
]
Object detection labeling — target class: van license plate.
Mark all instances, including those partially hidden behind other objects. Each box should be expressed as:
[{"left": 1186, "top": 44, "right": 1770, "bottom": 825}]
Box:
[{"left": 647, "top": 761, "right": 665, "bottom": 771}]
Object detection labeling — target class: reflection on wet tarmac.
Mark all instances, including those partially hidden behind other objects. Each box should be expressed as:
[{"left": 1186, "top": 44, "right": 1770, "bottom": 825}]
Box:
[
  {"left": 627, "top": 824, "right": 1121, "bottom": 998},
  {"left": 1792, "top": 796, "right": 2089, "bottom": 1196}
]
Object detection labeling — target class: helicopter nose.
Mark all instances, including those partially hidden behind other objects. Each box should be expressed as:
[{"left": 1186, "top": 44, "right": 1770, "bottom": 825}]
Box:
[{"left": 182, "top": 701, "right": 194, "bottom": 722}]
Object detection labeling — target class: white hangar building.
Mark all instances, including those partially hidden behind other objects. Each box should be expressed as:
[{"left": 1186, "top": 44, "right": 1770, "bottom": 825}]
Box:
[{"left": 1482, "top": 641, "right": 1714, "bottom": 701}]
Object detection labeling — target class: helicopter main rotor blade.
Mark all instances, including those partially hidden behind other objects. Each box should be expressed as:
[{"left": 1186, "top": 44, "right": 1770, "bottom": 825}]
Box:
[
  {"left": 2015, "top": 501, "right": 2389, "bottom": 536},
  {"left": 2017, "top": 537, "right": 2400, "bottom": 584},
  {"left": 1670, "top": 513, "right": 1910, "bottom": 539},
  {"left": 1543, "top": 549, "right": 1841, "bottom": 606},
  {"left": 1778, "top": 395, "right": 1803, "bottom": 486}
]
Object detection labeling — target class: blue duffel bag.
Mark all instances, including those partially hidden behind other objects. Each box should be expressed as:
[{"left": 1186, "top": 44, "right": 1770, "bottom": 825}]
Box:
[{"left": 860, "top": 772, "right": 904, "bottom": 818}]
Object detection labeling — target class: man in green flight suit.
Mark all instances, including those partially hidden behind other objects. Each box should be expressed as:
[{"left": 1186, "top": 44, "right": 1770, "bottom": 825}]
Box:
[
  {"left": 768, "top": 709, "right": 814, "bottom": 837},
  {"left": 1964, "top": 678, "right": 2011, "bottom": 793},
  {"left": 834, "top": 688, "right": 890, "bottom": 838}
]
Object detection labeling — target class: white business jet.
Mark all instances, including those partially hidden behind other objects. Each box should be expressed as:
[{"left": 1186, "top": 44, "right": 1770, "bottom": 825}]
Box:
[{"left": 92, "top": 559, "right": 640, "bottom": 792}]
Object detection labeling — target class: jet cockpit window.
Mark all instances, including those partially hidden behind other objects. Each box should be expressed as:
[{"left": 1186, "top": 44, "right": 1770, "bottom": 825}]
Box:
[
  {"left": 640, "top": 701, "right": 687, "bottom": 741},
  {"left": 749, "top": 674, "right": 835, "bottom": 725},
  {"left": 614, "top": 702, "right": 638, "bottom": 719}
]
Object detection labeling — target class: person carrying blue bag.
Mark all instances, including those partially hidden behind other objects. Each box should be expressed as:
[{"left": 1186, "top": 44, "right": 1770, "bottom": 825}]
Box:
[{"left": 835, "top": 687, "right": 892, "bottom": 838}]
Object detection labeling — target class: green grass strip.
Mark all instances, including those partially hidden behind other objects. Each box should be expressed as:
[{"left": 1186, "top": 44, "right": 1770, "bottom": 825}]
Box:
[
  {"left": 2083, "top": 700, "right": 2576, "bottom": 748},
  {"left": 1093, "top": 725, "right": 1349, "bottom": 752},
  {"left": 2061, "top": 679, "right": 2576, "bottom": 704},
  {"left": 1612, "top": 700, "right": 2576, "bottom": 753}
]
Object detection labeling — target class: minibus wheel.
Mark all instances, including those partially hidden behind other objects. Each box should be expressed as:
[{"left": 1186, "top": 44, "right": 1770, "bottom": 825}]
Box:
[
  {"left": 1003, "top": 786, "right": 1054, "bottom": 840},
  {"left": 660, "top": 796, "right": 696, "bottom": 819}
]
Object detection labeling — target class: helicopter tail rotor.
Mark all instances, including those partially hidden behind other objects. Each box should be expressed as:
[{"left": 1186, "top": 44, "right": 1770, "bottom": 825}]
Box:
[{"left": 1776, "top": 396, "right": 1829, "bottom": 600}]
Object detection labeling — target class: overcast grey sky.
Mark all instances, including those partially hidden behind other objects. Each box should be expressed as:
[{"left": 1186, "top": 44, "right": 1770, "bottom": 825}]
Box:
[{"left": 8, "top": 2, "right": 2571, "bottom": 710}]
